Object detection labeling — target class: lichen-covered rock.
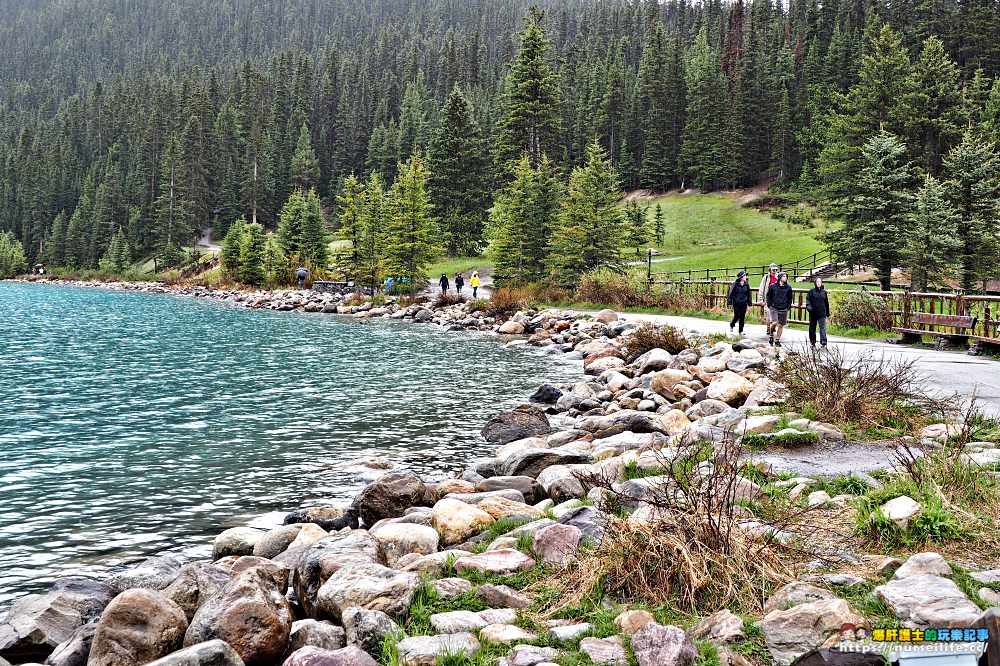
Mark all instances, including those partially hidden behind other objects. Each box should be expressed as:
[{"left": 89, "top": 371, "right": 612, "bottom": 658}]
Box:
[
  {"left": 89, "top": 589, "right": 188, "bottom": 666},
  {"left": 294, "top": 531, "right": 386, "bottom": 619},
  {"left": 631, "top": 623, "right": 697, "bottom": 666},
  {"left": 316, "top": 564, "right": 420, "bottom": 623},
  {"left": 341, "top": 608, "right": 399, "bottom": 658}
]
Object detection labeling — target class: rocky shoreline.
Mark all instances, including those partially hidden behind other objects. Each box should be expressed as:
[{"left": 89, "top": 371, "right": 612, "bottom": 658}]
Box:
[{"left": 3, "top": 278, "right": 998, "bottom": 666}]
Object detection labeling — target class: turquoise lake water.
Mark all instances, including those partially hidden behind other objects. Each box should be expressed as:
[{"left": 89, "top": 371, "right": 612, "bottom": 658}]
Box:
[{"left": 0, "top": 282, "right": 579, "bottom": 607}]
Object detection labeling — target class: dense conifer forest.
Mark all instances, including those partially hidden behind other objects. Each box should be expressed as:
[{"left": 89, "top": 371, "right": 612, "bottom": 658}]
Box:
[{"left": 1, "top": 0, "right": 998, "bottom": 289}]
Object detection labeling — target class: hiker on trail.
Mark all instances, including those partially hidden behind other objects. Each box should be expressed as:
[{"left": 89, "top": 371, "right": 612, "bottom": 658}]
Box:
[
  {"left": 806, "top": 277, "right": 831, "bottom": 349},
  {"left": 438, "top": 273, "right": 449, "bottom": 293},
  {"left": 296, "top": 266, "right": 308, "bottom": 288},
  {"left": 455, "top": 272, "right": 465, "bottom": 294},
  {"left": 757, "top": 263, "right": 779, "bottom": 307},
  {"left": 470, "top": 271, "right": 481, "bottom": 298},
  {"left": 766, "top": 271, "right": 793, "bottom": 347},
  {"left": 728, "top": 271, "right": 752, "bottom": 336}
]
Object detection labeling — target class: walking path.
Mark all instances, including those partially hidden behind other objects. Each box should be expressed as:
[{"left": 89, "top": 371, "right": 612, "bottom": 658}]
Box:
[{"left": 590, "top": 310, "right": 1000, "bottom": 416}]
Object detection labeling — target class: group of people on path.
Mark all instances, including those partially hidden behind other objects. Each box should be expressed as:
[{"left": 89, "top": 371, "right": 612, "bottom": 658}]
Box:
[
  {"left": 727, "top": 263, "right": 831, "bottom": 349},
  {"left": 439, "top": 271, "right": 480, "bottom": 298}
]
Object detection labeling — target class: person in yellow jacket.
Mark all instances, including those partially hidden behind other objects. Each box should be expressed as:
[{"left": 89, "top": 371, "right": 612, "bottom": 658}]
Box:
[{"left": 470, "top": 271, "right": 481, "bottom": 298}]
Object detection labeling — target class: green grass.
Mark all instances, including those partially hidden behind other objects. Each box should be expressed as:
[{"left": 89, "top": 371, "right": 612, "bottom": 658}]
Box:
[
  {"left": 427, "top": 256, "right": 492, "bottom": 279},
  {"left": 640, "top": 192, "right": 828, "bottom": 273},
  {"left": 835, "top": 578, "right": 903, "bottom": 630},
  {"left": 741, "top": 431, "right": 819, "bottom": 448}
]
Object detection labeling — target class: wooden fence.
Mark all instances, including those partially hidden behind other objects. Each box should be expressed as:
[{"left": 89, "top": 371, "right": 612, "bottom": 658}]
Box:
[{"left": 651, "top": 280, "right": 1000, "bottom": 342}]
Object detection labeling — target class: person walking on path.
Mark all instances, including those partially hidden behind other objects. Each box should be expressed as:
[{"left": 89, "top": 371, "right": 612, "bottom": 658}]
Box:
[
  {"left": 470, "top": 271, "right": 481, "bottom": 298},
  {"left": 296, "top": 266, "right": 308, "bottom": 288},
  {"left": 454, "top": 272, "right": 465, "bottom": 294},
  {"left": 438, "top": 273, "right": 450, "bottom": 293},
  {"left": 806, "top": 277, "right": 831, "bottom": 349},
  {"left": 728, "top": 271, "right": 752, "bottom": 336},
  {"left": 757, "top": 263, "right": 779, "bottom": 309},
  {"left": 766, "top": 271, "right": 793, "bottom": 346}
]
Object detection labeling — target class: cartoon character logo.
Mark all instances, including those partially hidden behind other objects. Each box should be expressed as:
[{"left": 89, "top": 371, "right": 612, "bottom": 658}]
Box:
[
  {"left": 841, "top": 623, "right": 858, "bottom": 641},
  {"left": 855, "top": 626, "right": 870, "bottom": 641}
]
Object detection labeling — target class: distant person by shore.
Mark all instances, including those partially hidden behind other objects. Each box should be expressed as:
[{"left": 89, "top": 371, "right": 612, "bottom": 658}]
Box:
[
  {"left": 296, "top": 266, "right": 307, "bottom": 288},
  {"left": 728, "top": 270, "right": 752, "bottom": 336},
  {"left": 806, "top": 277, "right": 831, "bottom": 349},
  {"left": 470, "top": 271, "right": 480, "bottom": 298},
  {"left": 766, "top": 271, "right": 792, "bottom": 346},
  {"left": 455, "top": 272, "right": 464, "bottom": 294},
  {"left": 438, "top": 273, "right": 449, "bottom": 293}
]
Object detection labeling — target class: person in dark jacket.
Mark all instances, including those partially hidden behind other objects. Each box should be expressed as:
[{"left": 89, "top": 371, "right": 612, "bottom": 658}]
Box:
[
  {"left": 806, "top": 277, "right": 831, "bottom": 349},
  {"left": 765, "top": 271, "right": 793, "bottom": 346},
  {"left": 728, "top": 271, "right": 752, "bottom": 336},
  {"left": 438, "top": 273, "right": 449, "bottom": 293},
  {"left": 296, "top": 266, "right": 308, "bottom": 288},
  {"left": 454, "top": 272, "right": 465, "bottom": 294}
]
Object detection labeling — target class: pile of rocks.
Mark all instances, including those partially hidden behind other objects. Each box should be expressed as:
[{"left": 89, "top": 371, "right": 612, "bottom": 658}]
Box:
[{"left": 3, "top": 294, "right": 995, "bottom": 666}]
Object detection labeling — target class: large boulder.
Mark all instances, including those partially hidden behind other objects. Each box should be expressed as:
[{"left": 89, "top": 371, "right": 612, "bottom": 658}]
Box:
[
  {"left": 430, "top": 498, "right": 495, "bottom": 546},
  {"left": 341, "top": 608, "right": 400, "bottom": 658},
  {"left": 500, "top": 448, "right": 591, "bottom": 478},
  {"left": 763, "top": 583, "right": 837, "bottom": 614},
  {"left": 535, "top": 467, "right": 586, "bottom": 504},
  {"left": 88, "top": 589, "right": 188, "bottom": 666},
  {"left": 631, "top": 623, "right": 697, "bottom": 666},
  {"left": 160, "top": 563, "right": 233, "bottom": 621},
  {"left": 183, "top": 569, "right": 293, "bottom": 666},
  {"left": 529, "top": 384, "right": 563, "bottom": 405},
  {"left": 350, "top": 472, "right": 430, "bottom": 527},
  {"left": 44, "top": 622, "right": 96, "bottom": 666},
  {"left": 532, "top": 524, "right": 583, "bottom": 567},
  {"left": 579, "top": 636, "right": 628, "bottom": 666},
  {"left": 873, "top": 574, "right": 982, "bottom": 627},
  {"left": 452, "top": 550, "right": 536, "bottom": 575},
  {"left": 213, "top": 528, "right": 265, "bottom": 560},
  {"left": 253, "top": 525, "right": 304, "bottom": 559},
  {"left": 481, "top": 405, "right": 552, "bottom": 445},
  {"left": 649, "top": 370, "right": 694, "bottom": 398},
  {"left": 755, "top": 599, "right": 861, "bottom": 665},
  {"left": 228, "top": 557, "right": 290, "bottom": 594},
  {"left": 476, "top": 477, "right": 546, "bottom": 505},
  {"left": 0, "top": 578, "right": 118, "bottom": 662},
  {"left": 369, "top": 523, "right": 439, "bottom": 566},
  {"left": 294, "top": 531, "right": 386, "bottom": 619},
  {"left": 689, "top": 609, "right": 745, "bottom": 643},
  {"left": 284, "top": 506, "right": 358, "bottom": 532},
  {"left": 109, "top": 556, "right": 185, "bottom": 591},
  {"left": 286, "top": 620, "right": 346, "bottom": 654},
  {"left": 316, "top": 564, "right": 421, "bottom": 623},
  {"left": 143, "top": 640, "right": 245, "bottom": 666},
  {"left": 706, "top": 372, "right": 753, "bottom": 405},
  {"left": 396, "top": 634, "right": 479, "bottom": 666},
  {"left": 555, "top": 506, "right": 608, "bottom": 544}
]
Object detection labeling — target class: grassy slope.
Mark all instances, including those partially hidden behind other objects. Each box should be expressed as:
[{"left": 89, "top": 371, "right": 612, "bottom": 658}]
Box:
[{"left": 641, "top": 191, "right": 826, "bottom": 273}]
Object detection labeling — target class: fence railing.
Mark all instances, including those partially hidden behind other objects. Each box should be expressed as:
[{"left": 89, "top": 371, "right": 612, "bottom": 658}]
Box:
[
  {"left": 647, "top": 249, "right": 840, "bottom": 284},
  {"left": 651, "top": 279, "right": 1000, "bottom": 341}
]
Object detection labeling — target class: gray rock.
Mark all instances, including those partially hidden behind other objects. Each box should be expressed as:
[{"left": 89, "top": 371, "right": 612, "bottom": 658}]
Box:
[
  {"left": 253, "top": 525, "right": 304, "bottom": 559},
  {"left": 89, "top": 589, "right": 189, "bottom": 666},
  {"left": 763, "top": 582, "right": 837, "bottom": 613},
  {"left": 350, "top": 471, "right": 431, "bottom": 527},
  {"left": 500, "top": 449, "right": 592, "bottom": 478},
  {"left": 755, "top": 599, "right": 861, "bottom": 665},
  {"left": 109, "top": 555, "right": 186, "bottom": 590},
  {"left": 688, "top": 609, "right": 745, "bottom": 643},
  {"left": 530, "top": 385, "right": 563, "bottom": 405},
  {"left": 631, "top": 623, "right": 698, "bottom": 666},
  {"left": 579, "top": 636, "right": 627, "bottom": 666},
  {"left": 970, "top": 569, "right": 1000, "bottom": 584},
  {"left": 316, "top": 563, "right": 421, "bottom": 623},
  {"left": 144, "top": 640, "right": 245, "bottom": 666},
  {"left": 506, "top": 644, "right": 561, "bottom": 666},
  {"left": 341, "top": 607, "right": 399, "bottom": 657},
  {"left": 482, "top": 405, "right": 552, "bottom": 445},
  {"left": 294, "top": 531, "right": 386, "bottom": 619},
  {"left": 286, "top": 620, "right": 346, "bottom": 654},
  {"left": 284, "top": 506, "right": 358, "bottom": 532},
  {"left": 160, "top": 563, "right": 233, "bottom": 621},
  {"left": 874, "top": 574, "right": 982, "bottom": 627},
  {"left": 283, "top": 646, "right": 379, "bottom": 666},
  {"left": 555, "top": 506, "right": 607, "bottom": 544},
  {"left": 183, "top": 569, "right": 292, "bottom": 666},
  {"left": 0, "top": 578, "right": 118, "bottom": 662},
  {"left": 532, "top": 523, "right": 583, "bottom": 567},
  {"left": 432, "top": 578, "right": 473, "bottom": 600},
  {"left": 547, "top": 623, "right": 593, "bottom": 641},
  {"left": 893, "top": 552, "right": 951, "bottom": 579},
  {"left": 476, "top": 584, "right": 531, "bottom": 609},
  {"left": 396, "top": 633, "right": 480, "bottom": 665},
  {"left": 213, "top": 528, "right": 265, "bottom": 560},
  {"left": 475, "top": 477, "right": 546, "bottom": 505},
  {"left": 43, "top": 622, "right": 96, "bottom": 666}
]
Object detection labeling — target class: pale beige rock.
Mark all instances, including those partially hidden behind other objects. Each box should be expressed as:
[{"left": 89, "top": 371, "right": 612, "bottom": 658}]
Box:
[
  {"left": 430, "top": 498, "right": 495, "bottom": 546},
  {"left": 613, "top": 609, "right": 656, "bottom": 635}
]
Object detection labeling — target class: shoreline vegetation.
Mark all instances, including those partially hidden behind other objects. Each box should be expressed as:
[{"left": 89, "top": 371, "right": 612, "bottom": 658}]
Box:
[{"left": 2, "top": 277, "right": 999, "bottom": 666}]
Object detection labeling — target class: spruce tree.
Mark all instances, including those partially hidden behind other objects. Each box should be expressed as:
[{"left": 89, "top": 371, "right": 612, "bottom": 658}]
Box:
[
  {"left": 427, "top": 86, "right": 490, "bottom": 256},
  {"left": 238, "top": 221, "right": 267, "bottom": 285},
  {"left": 653, "top": 203, "right": 666, "bottom": 245},
  {"left": 337, "top": 174, "right": 365, "bottom": 277},
  {"left": 680, "top": 29, "right": 736, "bottom": 191},
  {"left": 547, "top": 141, "right": 626, "bottom": 286},
  {"left": 635, "top": 23, "right": 674, "bottom": 189},
  {"left": 262, "top": 231, "right": 287, "bottom": 287},
  {"left": 43, "top": 211, "right": 68, "bottom": 266},
  {"left": 382, "top": 154, "right": 440, "bottom": 286},
  {"left": 487, "top": 155, "right": 562, "bottom": 283},
  {"left": 0, "top": 231, "right": 28, "bottom": 279},
  {"left": 833, "top": 131, "right": 914, "bottom": 290},
  {"left": 221, "top": 216, "right": 247, "bottom": 277},
  {"left": 903, "top": 175, "right": 962, "bottom": 291},
  {"left": 624, "top": 200, "right": 650, "bottom": 255},
  {"left": 942, "top": 131, "right": 1000, "bottom": 291},
  {"left": 154, "top": 134, "right": 193, "bottom": 267},
  {"left": 290, "top": 122, "right": 320, "bottom": 191},
  {"left": 276, "top": 190, "right": 306, "bottom": 259},
  {"left": 358, "top": 172, "right": 388, "bottom": 295},
  {"left": 908, "top": 37, "right": 965, "bottom": 176},
  {"left": 495, "top": 15, "right": 561, "bottom": 170},
  {"left": 298, "top": 189, "right": 329, "bottom": 269}
]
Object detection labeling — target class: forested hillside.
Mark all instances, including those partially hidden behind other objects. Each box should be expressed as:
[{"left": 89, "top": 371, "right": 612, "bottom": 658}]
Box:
[{"left": 1, "top": 0, "right": 998, "bottom": 290}]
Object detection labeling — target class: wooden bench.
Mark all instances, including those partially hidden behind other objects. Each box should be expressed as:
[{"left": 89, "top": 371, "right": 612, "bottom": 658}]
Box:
[{"left": 893, "top": 312, "right": 977, "bottom": 348}]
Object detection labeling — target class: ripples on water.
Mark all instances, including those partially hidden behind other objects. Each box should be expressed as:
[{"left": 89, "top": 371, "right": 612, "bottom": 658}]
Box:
[{"left": 0, "top": 282, "right": 580, "bottom": 607}]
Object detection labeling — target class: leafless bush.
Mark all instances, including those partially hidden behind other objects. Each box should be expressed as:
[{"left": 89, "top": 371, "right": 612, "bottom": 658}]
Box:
[
  {"left": 773, "top": 345, "right": 956, "bottom": 430},
  {"left": 432, "top": 292, "right": 467, "bottom": 308},
  {"left": 831, "top": 291, "right": 893, "bottom": 331},
  {"left": 485, "top": 286, "right": 534, "bottom": 319},
  {"left": 397, "top": 293, "right": 429, "bottom": 307},
  {"left": 577, "top": 271, "right": 655, "bottom": 308},
  {"left": 622, "top": 322, "right": 692, "bottom": 361}
]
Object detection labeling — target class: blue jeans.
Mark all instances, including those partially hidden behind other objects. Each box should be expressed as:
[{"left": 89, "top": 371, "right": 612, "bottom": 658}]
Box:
[{"left": 809, "top": 316, "right": 827, "bottom": 345}]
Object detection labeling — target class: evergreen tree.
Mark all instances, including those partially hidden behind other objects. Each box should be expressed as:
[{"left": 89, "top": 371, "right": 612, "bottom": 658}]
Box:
[
  {"left": 635, "top": 23, "right": 675, "bottom": 189},
  {"left": 298, "top": 188, "right": 329, "bottom": 269},
  {"left": 680, "top": 29, "right": 736, "bottom": 191},
  {"left": 487, "top": 155, "right": 562, "bottom": 283},
  {"left": 358, "top": 172, "right": 388, "bottom": 295},
  {"left": 154, "top": 134, "right": 193, "bottom": 267},
  {"left": 903, "top": 175, "right": 962, "bottom": 291},
  {"left": 276, "top": 189, "right": 306, "bottom": 258},
  {"left": 221, "top": 216, "right": 247, "bottom": 276},
  {"left": 908, "top": 37, "right": 965, "bottom": 176},
  {"left": 102, "top": 226, "right": 131, "bottom": 272},
  {"left": 495, "top": 15, "right": 561, "bottom": 170},
  {"left": 942, "top": 131, "right": 1000, "bottom": 291},
  {"left": 0, "top": 231, "right": 28, "bottom": 278},
  {"left": 547, "top": 141, "right": 626, "bottom": 286},
  {"left": 238, "top": 221, "right": 267, "bottom": 285},
  {"left": 831, "top": 131, "right": 914, "bottom": 290},
  {"left": 43, "top": 211, "right": 68, "bottom": 266},
  {"left": 262, "top": 231, "right": 287, "bottom": 287},
  {"left": 624, "top": 200, "right": 650, "bottom": 254},
  {"left": 427, "top": 86, "right": 490, "bottom": 256},
  {"left": 653, "top": 203, "right": 666, "bottom": 245},
  {"left": 337, "top": 174, "right": 366, "bottom": 276},
  {"left": 382, "top": 154, "right": 440, "bottom": 285},
  {"left": 290, "top": 122, "right": 320, "bottom": 191}
]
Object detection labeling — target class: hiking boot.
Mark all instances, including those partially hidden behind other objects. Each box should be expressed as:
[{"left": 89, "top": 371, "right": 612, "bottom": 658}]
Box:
[
  {"left": 769, "top": 333, "right": 774, "bottom": 346},
  {"left": 775, "top": 340, "right": 782, "bottom": 347},
  {"left": 729, "top": 325, "right": 734, "bottom": 334}
]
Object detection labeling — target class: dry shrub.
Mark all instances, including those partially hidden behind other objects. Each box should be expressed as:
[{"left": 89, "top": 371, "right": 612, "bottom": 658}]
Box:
[
  {"left": 342, "top": 291, "right": 368, "bottom": 306},
  {"left": 486, "top": 286, "right": 534, "bottom": 319},
  {"left": 577, "top": 270, "right": 655, "bottom": 308},
  {"left": 622, "top": 322, "right": 692, "bottom": 361},
  {"left": 543, "top": 436, "right": 810, "bottom": 616},
  {"left": 653, "top": 282, "right": 718, "bottom": 312},
  {"left": 832, "top": 290, "right": 893, "bottom": 331},
  {"left": 397, "top": 293, "right": 428, "bottom": 307},
  {"left": 773, "top": 344, "right": 954, "bottom": 429},
  {"left": 432, "top": 292, "right": 467, "bottom": 308}
]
